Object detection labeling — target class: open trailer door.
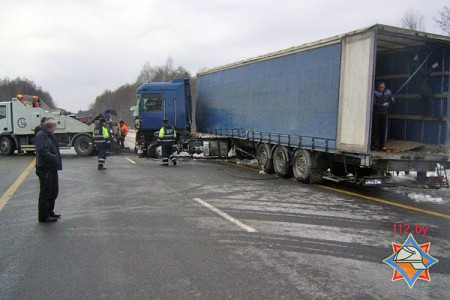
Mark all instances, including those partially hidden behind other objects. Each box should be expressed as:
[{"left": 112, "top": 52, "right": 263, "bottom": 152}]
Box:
[{"left": 336, "top": 31, "right": 376, "bottom": 154}]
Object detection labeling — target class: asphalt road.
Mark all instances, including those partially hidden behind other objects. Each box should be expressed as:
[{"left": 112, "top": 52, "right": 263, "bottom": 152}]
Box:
[{"left": 0, "top": 151, "right": 449, "bottom": 299}]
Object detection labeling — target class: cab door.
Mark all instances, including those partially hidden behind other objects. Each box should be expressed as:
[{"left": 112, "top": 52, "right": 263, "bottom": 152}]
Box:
[
  {"left": 0, "top": 103, "right": 12, "bottom": 133},
  {"left": 164, "top": 91, "right": 178, "bottom": 127}
]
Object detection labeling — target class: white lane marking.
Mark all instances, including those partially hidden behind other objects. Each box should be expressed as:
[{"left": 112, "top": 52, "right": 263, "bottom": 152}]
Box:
[
  {"left": 125, "top": 157, "right": 136, "bottom": 164},
  {"left": 193, "top": 198, "right": 257, "bottom": 233}
]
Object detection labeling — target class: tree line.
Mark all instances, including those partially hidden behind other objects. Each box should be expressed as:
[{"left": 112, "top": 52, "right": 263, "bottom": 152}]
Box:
[
  {"left": 401, "top": 6, "right": 450, "bottom": 34},
  {"left": 82, "top": 57, "right": 192, "bottom": 126},
  {"left": 0, "top": 77, "right": 56, "bottom": 108}
]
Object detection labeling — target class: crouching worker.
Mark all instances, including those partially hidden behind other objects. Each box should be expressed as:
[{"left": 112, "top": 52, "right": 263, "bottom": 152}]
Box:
[
  {"left": 158, "top": 119, "right": 177, "bottom": 166},
  {"left": 94, "top": 118, "right": 111, "bottom": 170},
  {"left": 35, "top": 118, "right": 62, "bottom": 223}
]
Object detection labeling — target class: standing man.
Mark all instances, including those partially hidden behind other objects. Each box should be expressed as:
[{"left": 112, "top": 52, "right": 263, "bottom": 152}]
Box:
[
  {"left": 118, "top": 120, "right": 129, "bottom": 149},
  {"left": 93, "top": 118, "right": 111, "bottom": 170},
  {"left": 34, "top": 117, "right": 47, "bottom": 136},
  {"left": 35, "top": 118, "right": 62, "bottom": 223},
  {"left": 158, "top": 119, "right": 177, "bottom": 166},
  {"left": 372, "top": 81, "right": 394, "bottom": 150},
  {"left": 411, "top": 54, "right": 439, "bottom": 117}
]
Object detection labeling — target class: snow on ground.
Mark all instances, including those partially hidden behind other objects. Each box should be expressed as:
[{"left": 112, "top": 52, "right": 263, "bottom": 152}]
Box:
[{"left": 407, "top": 192, "right": 445, "bottom": 204}]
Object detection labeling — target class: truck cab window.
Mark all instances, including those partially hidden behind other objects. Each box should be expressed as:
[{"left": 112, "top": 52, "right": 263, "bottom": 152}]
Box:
[
  {"left": 142, "top": 94, "right": 162, "bottom": 112},
  {"left": 0, "top": 106, "right": 6, "bottom": 119}
]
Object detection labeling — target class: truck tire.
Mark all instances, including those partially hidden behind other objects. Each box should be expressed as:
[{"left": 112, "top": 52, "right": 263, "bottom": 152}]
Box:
[
  {"left": 256, "top": 143, "right": 274, "bottom": 174},
  {"left": 293, "top": 149, "right": 324, "bottom": 184},
  {"left": 0, "top": 136, "right": 15, "bottom": 156},
  {"left": 74, "top": 135, "right": 94, "bottom": 156},
  {"left": 272, "top": 145, "right": 292, "bottom": 178},
  {"left": 147, "top": 142, "right": 162, "bottom": 159},
  {"left": 293, "top": 149, "right": 311, "bottom": 183}
]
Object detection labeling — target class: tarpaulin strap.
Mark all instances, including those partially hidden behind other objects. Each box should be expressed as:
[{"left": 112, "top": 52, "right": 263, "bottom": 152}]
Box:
[{"left": 394, "top": 49, "right": 434, "bottom": 95}]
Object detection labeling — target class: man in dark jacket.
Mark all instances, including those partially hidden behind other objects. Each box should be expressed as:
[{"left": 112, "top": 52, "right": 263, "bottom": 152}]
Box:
[
  {"left": 34, "top": 118, "right": 62, "bottom": 223},
  {"left": 371, "top": 81, "right": 394, "bottom": 150},
  {"left": 34, "top": 117, "right": 47, "bottom": 136}
]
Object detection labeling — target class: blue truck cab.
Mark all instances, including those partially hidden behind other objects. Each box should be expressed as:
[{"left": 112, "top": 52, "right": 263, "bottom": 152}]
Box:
[{"left": 133, "top": 78, "right": 192, "bottom": 155}]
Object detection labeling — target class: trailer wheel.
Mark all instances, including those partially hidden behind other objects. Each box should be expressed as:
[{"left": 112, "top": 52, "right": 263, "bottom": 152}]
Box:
[
  {"left": 293, "top": 149, "right": 311, "bottom": 183},
  {"left": 272, "top": 146, "right": 292, "bottom": 178},
  {"left": 74, "top": 135, "right": 94, "bottom": 156},
  {"left": 257, "top": 143, "right": 274, "bottom": 174},
  {"left": 293, "top": 149, "right": 324, "bottom": 184},
  {"left": 0, "top": 136, "right": 15, "bottom": 156}
]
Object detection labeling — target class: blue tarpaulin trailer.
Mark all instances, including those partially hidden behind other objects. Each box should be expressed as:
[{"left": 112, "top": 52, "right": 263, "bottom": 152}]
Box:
[{"left": 196, "top": 24, "right": 450, "bottom": 187}]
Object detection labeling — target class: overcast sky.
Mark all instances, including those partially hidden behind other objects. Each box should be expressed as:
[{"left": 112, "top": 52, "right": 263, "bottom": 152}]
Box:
[{"left": 0, "top": 0, "right": 447, "bottom": 112}]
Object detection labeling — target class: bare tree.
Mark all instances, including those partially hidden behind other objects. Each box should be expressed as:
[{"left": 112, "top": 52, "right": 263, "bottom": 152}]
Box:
[
  {"left": 136, "top": 61, "right": 153, "bottom": 84},
  {"left": 435, "top": 6, "right": 450, "bottom": 35},
  {"left": 136, "top": 57, "right": 191, "bottom": 84},
  {"left": 401, "top": 9, "right": 426, "bottom": 31}
]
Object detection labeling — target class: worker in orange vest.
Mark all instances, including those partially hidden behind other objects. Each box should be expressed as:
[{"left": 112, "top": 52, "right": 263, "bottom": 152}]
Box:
[{"left": 118, "top": 120, "right": 129, "bottom": 149}]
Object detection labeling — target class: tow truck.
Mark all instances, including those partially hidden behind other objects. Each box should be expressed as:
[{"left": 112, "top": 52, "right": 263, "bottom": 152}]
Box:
[{"left": 0, "top": 95, "right": 95, "bottom": 156}]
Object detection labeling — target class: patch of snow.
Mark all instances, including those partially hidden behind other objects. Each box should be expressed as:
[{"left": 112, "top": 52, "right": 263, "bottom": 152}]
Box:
[
  {"left": 407, "top": 193, "right": 444, "bottom": 204},
  {"left": 236, "top": 159, "right": 259, "bottom": 167}
]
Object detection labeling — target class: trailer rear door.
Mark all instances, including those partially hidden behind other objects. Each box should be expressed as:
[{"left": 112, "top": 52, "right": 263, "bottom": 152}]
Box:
[{"left": 337, "top": 31, "right": 376, "bottom": 154}]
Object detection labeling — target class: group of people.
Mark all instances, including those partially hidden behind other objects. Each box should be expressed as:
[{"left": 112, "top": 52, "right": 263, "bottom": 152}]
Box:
[
  {"left": 34, "top": 117, "right": 177, "bottom": 223},
  {"left": 93, "top": 118, "right": 129, "bottom": 170}
]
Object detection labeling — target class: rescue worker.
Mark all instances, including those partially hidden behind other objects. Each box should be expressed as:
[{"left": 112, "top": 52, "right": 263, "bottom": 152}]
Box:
[
  {"left": 93, "top": 118, "right": 111, "bottom": 170},
  {"left": 119, "top": 120, "right": 129, "bottom": 149},
  {"left": 411, "top": 53, "right": 439, "bottom": 117},
  {"left": 35, "top": 118, "right": 62, "bottom": 223},
  {"left": 158, "top": 119, "right": 177, "bottom": 166},
  {"left": 372, "top": 81, "right": 394, "bottom": 150}
]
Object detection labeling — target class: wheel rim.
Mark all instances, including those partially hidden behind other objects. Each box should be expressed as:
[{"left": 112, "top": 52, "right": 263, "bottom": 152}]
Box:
[
  {"left": 155, "top": 145, "right": 162, "bottom": 159},
  {"left": 79, "top": 140, "right": 89, "bottom": 151},
  {"left": 258, "top": 147, "right": 268, "bottom": 167},
  {"left": 275, "top": 149, "right": 286, "bottom": 170},
  {"left": 295, "top": 152, "right": 307, "bottom": 176}
]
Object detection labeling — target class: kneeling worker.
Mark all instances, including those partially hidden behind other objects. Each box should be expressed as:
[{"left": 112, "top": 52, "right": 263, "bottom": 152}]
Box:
[
  {"left": 158, "top": 119, "right": 177, "bottom": 166},
  {"left": 94, "top": 118, "right": 111, "bottom": 170}
]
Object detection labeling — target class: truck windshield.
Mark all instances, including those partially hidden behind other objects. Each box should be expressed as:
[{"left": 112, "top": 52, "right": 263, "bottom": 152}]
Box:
[{"left": 140, "top": 93, "right": 162, "bottom": 112}]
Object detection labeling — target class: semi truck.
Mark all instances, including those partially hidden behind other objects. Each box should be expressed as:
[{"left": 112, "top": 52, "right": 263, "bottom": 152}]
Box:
[
  {"left": 134, "top": 24, "right": 450, "bottom": 187},
  {"left": 0, "top": 95, "right": 95, "bottom": 156}
]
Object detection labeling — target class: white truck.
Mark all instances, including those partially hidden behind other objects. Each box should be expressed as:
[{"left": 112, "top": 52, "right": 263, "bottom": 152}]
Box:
[{"left": 0, "top": 95, "right": 95, "bottom": 156}]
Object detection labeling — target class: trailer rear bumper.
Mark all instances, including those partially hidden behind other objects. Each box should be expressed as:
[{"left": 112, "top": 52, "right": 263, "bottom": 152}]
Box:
[{"left": 370, "top": 151, "right": 449, "bottom": 172}]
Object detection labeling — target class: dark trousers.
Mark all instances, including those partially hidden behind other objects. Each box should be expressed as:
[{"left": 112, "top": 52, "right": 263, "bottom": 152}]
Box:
[
  {"left": 37, "top": 170, "right": 59, "bottom": 220},
  {"left": 161, "top": 143, "right": 176, "bottom": 165},
  {"left": 119, "top": 135, "right": 126, "bottom": 148},
  {"left": 371, "top": 113, "right": 387, "bottom": 150},
  {"left": 96, "top": 142, "right": 107, "bottom": 165}
]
